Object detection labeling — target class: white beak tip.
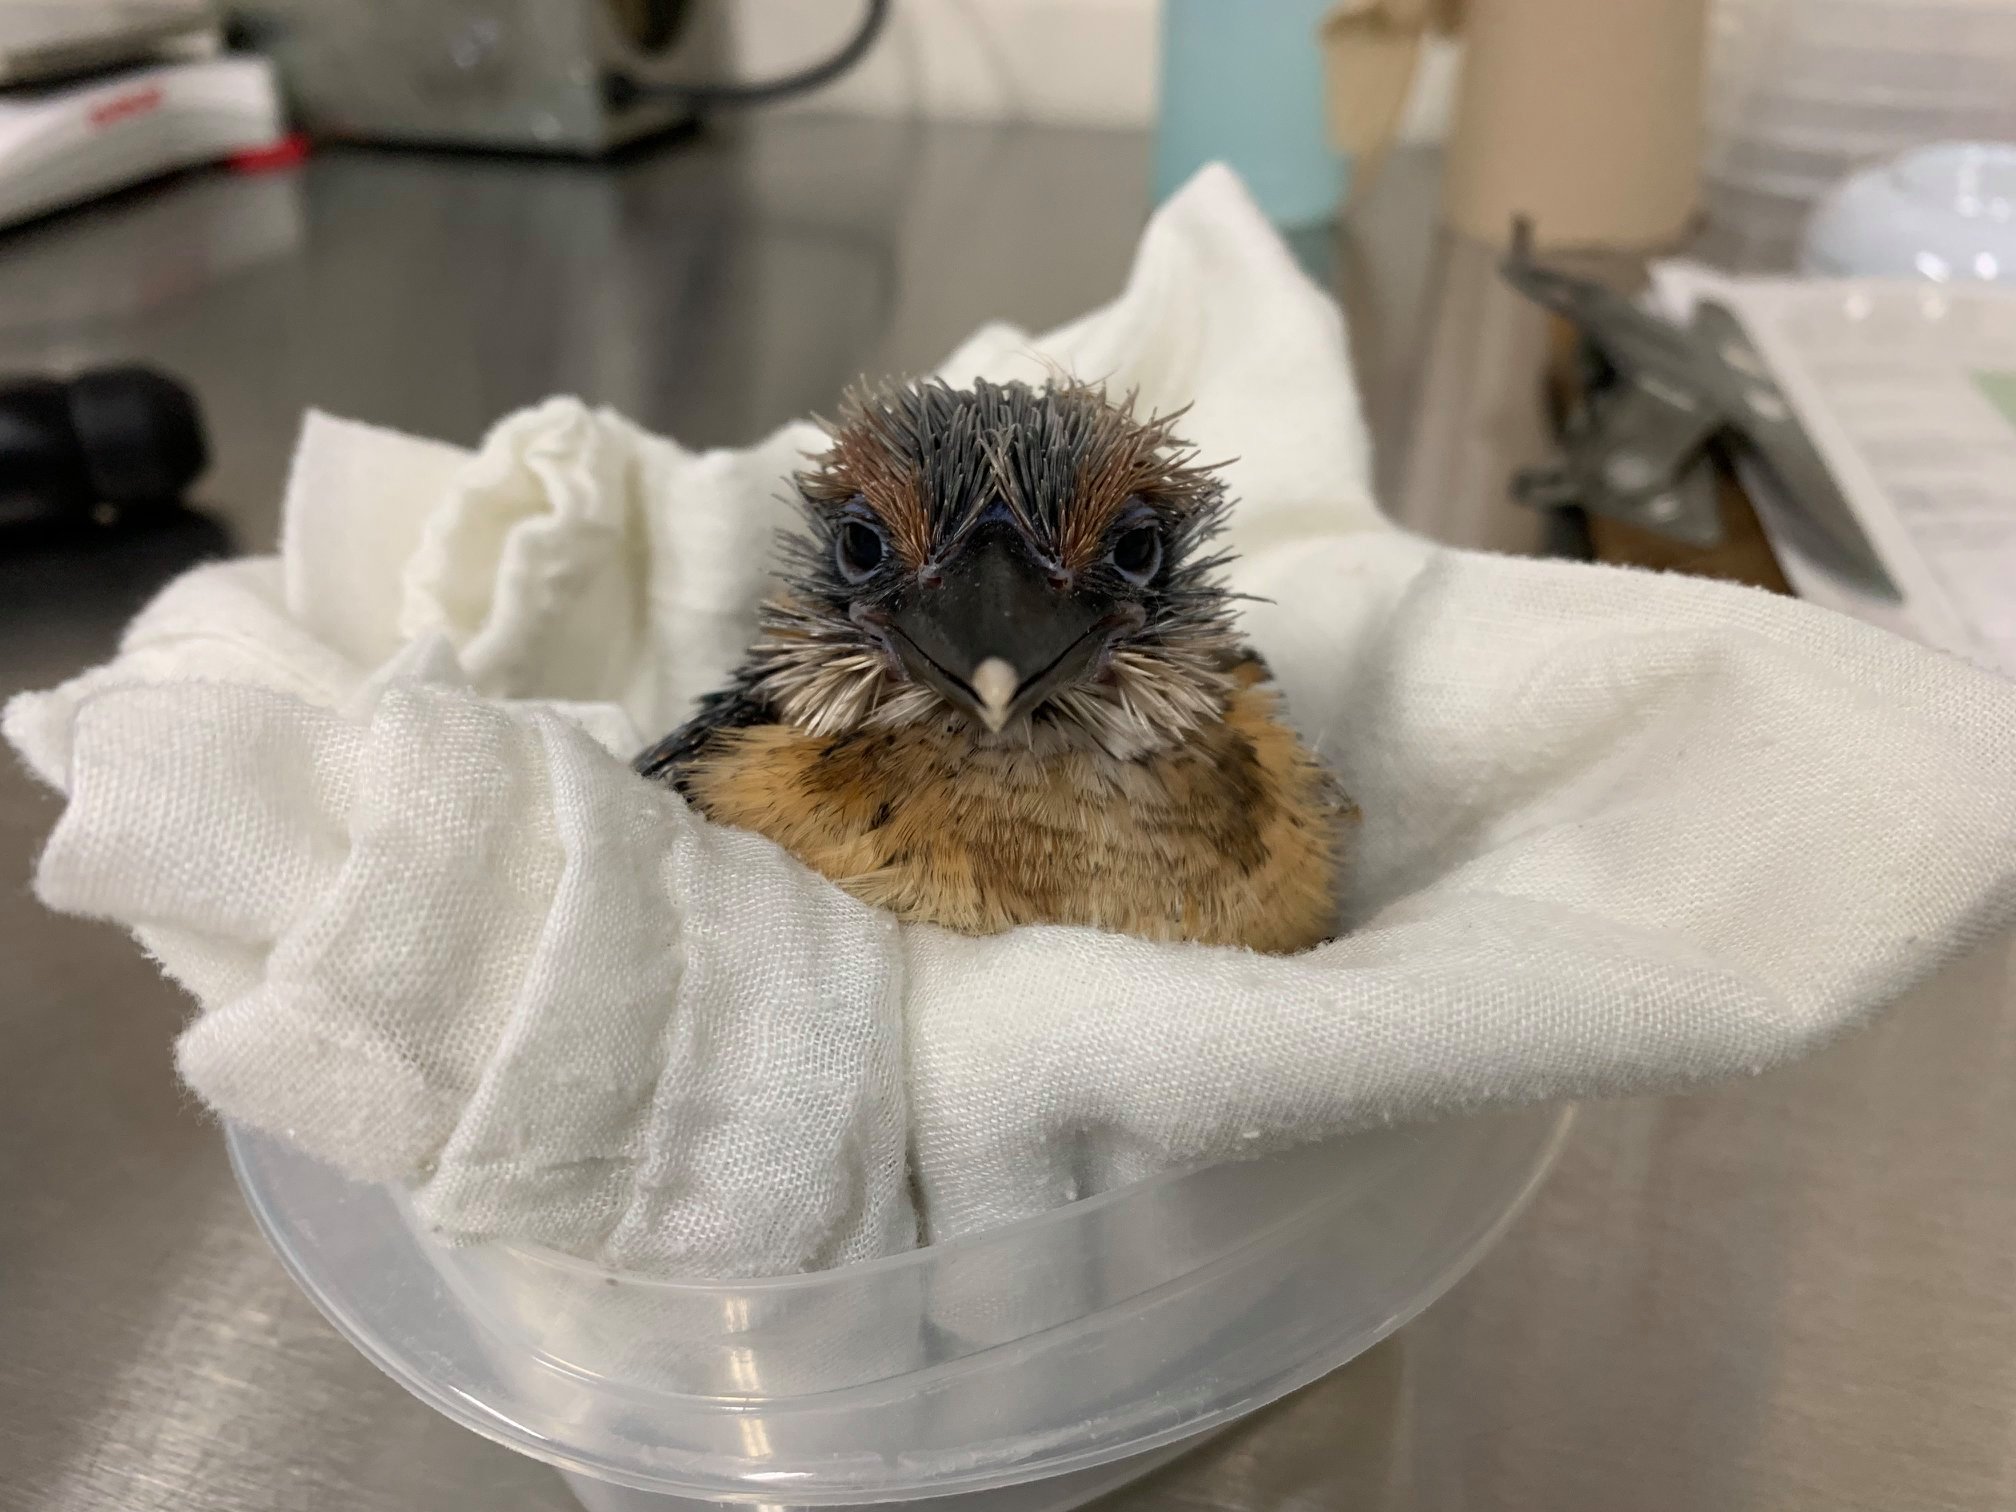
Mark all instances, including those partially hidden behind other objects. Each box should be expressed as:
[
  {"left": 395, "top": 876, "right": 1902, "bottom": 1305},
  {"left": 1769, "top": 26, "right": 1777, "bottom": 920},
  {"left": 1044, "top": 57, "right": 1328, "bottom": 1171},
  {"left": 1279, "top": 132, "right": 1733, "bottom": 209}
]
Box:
[{"left": 972, "top": 657, "right": 1018, "bottom": 732}]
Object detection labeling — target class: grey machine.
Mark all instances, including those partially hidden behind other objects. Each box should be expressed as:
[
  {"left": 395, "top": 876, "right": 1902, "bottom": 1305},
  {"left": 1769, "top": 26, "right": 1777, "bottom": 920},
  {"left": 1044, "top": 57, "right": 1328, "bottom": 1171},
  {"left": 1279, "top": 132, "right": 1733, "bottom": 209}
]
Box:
[{"left": 227, "top": 0, "right": 735, "bottom": 155}]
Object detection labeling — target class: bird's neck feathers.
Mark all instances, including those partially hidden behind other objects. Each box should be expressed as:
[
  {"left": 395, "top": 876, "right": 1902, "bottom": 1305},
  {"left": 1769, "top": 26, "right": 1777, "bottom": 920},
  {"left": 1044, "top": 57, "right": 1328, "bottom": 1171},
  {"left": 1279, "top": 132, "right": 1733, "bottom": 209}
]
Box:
[{"left": 744, "top": 592, "right": 1239, "bottom": 761}]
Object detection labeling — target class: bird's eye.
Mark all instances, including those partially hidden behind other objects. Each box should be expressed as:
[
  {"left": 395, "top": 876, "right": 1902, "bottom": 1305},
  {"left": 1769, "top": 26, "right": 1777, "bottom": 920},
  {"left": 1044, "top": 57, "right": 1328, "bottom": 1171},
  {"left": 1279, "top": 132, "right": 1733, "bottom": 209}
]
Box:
[
  {"left": 835, "top": 519, "right": 887, "bottom": 583},
  {"left": 1108, "top": 524, "right": 1163, "bottom": 586}
]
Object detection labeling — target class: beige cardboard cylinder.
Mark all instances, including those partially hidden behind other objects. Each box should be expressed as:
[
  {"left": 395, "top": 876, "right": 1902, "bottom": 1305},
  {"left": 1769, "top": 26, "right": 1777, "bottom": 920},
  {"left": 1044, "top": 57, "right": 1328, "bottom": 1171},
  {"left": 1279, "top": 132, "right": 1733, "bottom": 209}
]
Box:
[{"left": 1443, "top": 0, "right": 1707, "bottom": 250}]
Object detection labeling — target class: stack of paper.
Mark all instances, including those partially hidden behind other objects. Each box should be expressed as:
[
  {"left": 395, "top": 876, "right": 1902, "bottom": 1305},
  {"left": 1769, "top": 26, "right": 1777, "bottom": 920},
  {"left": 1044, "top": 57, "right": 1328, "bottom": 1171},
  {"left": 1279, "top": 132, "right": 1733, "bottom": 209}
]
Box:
[{"left": 1652, "top": 265, "right": 2016, "bottom": 677}]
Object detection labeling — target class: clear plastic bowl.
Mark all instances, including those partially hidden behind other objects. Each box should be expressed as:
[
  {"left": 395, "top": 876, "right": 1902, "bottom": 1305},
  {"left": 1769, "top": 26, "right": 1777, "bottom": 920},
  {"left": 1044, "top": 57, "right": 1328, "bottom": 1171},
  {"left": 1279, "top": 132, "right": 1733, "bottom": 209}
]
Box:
[
  {"left": 1704, "top": 0, "right": 2016, "bottom": 268},
  {"left": 228, "top": 1106, "right": 1570, "bottom": 1511}
]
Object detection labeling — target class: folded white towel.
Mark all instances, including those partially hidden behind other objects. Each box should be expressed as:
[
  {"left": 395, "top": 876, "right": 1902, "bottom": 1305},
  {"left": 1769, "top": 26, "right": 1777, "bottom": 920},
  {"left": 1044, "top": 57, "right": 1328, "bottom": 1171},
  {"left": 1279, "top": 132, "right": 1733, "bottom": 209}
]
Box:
[{"left": 10, "top": 167, "right": 2016, "bottom": 1274}]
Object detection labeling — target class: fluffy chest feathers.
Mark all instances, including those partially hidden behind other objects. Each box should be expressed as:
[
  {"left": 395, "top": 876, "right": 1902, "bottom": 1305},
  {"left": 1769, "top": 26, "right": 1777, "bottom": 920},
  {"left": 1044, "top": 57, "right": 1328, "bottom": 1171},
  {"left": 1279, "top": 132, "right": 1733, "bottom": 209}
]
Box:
[{"left": 681, "top": 679, "right": 1347, "bottom": 954}]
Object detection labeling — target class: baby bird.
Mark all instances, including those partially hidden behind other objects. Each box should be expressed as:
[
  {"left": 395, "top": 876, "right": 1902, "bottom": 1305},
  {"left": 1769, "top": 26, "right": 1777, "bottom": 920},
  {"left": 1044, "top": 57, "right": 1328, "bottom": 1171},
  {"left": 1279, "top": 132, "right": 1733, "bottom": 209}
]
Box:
[{"left": 634, "top": 378, "right": 1349, "bottom": 954}]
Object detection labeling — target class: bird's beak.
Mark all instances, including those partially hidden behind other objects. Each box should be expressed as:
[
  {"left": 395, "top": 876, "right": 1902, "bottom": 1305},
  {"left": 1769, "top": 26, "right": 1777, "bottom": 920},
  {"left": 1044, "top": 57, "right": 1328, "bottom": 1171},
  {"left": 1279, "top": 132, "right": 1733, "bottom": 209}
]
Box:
[
  {"left": 968, "top": 657, "right": 1019, "bottom": 732},
  {"left": 884, "top": 527, "right": 1124, "bottom": 732}
]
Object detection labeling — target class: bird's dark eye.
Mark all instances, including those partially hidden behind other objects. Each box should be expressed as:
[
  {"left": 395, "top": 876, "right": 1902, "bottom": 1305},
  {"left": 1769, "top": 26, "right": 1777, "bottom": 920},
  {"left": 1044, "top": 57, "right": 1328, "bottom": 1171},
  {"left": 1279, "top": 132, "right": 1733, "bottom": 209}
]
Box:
[
  {"left": 835, "top": 519, "right": 887, "bottom": 583},
  {"left": 1108, "top": 524, "right": 1162, "bottom": 586}
]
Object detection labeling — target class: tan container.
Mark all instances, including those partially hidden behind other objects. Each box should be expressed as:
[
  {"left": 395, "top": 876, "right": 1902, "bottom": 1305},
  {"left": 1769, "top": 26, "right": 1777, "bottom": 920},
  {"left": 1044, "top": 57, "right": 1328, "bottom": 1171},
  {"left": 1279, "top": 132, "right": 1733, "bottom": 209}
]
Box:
[
  {"left": 1325, "top": 0, "right": 1708, "bottom": 250},
  {"left": 1444, "top": 0, "right": 1707, "bottom": 248}
]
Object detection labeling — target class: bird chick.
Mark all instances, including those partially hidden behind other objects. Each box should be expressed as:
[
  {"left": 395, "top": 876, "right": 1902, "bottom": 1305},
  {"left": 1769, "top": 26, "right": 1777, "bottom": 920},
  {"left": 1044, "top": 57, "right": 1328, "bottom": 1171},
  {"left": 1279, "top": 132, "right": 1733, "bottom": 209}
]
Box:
[{"left": 634, "top": 378, "right": 1350, "bottom": 954}]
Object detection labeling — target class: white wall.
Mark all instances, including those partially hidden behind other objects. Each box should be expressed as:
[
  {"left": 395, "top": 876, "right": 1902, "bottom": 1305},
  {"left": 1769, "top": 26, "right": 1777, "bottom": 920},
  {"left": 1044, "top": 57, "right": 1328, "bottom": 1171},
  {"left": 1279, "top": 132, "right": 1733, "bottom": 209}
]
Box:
[{"left": 723, "top": 0, "right": 1162, "bottom": 128}]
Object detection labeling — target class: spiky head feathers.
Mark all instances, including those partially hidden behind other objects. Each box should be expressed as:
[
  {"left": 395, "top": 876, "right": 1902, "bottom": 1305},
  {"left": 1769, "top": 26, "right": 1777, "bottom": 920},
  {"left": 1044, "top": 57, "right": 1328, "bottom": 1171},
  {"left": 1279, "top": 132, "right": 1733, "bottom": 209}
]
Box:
[{"left": 751, "top": 378, "right": 1243, "bottom": 757}]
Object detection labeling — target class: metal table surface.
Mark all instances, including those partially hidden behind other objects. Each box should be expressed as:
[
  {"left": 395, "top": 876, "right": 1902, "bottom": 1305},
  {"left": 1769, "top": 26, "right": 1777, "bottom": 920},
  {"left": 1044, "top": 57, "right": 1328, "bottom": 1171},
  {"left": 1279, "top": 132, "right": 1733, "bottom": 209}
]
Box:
[{"left": 3, "top": 119, "right": 2013, "bottom": 1512}]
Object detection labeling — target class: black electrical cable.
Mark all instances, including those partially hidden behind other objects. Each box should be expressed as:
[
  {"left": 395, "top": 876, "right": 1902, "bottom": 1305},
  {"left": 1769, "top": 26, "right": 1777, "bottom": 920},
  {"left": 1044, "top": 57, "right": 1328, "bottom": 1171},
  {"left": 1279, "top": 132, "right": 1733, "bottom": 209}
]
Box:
[{"left": 610, "top": 0, "right": 892, "bottom": 110}]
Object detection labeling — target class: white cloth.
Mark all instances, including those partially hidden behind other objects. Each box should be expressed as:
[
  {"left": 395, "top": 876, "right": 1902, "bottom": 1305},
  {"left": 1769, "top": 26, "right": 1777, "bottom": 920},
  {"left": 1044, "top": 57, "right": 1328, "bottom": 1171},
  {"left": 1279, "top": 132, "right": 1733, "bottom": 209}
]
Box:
[{"left": 9, "top": 166, "right": 2016, "bottom": 1274}]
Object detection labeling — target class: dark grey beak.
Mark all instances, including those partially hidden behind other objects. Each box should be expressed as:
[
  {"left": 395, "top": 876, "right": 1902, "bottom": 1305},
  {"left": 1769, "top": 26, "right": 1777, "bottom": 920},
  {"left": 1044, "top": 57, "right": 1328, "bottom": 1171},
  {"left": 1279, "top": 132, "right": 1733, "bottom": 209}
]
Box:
[{"left": 884, "top": 527, "right": 1122, "bottom": 731}]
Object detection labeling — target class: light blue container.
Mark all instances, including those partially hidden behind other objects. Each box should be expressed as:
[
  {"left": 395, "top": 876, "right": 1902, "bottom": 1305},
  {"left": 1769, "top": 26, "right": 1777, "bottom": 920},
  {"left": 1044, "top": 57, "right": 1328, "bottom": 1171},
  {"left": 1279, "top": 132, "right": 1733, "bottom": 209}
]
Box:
[{"left": 1154, "top": 0, "right": 1350, "bottom": 227}]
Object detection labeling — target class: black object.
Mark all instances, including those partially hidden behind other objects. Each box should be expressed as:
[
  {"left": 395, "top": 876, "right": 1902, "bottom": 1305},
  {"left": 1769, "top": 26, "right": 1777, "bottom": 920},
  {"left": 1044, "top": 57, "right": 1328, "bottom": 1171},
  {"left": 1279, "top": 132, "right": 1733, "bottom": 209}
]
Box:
[
  {"left": 606, "top": 0, "right": 890, "bottom": 110},
  {"left": 0, "top": 366, "right": 208, "bottom": 531},
  {"left": 608, "top": 0, "right": 692, "bottom": 53}
]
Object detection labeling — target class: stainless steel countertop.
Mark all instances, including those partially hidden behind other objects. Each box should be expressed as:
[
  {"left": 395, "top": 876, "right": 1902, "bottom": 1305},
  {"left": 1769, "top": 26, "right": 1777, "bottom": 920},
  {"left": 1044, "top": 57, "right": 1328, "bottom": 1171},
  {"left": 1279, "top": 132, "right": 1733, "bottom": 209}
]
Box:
[{"left": 4, "top": 119, "right": 2013, "bottom": 1512}]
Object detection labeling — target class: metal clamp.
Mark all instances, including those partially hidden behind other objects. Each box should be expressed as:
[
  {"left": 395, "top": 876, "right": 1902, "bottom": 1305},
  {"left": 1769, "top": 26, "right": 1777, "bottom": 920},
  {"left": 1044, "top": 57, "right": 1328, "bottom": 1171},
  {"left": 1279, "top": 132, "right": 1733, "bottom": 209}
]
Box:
[{"left": 1501, "top": 223, "right": 1898, "bottom": 597}]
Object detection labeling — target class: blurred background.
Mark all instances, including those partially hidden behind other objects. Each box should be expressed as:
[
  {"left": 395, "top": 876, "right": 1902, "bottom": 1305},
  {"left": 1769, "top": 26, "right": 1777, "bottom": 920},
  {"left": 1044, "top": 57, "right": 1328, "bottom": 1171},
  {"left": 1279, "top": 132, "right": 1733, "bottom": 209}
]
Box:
[
  {"left": 3, "top": 4, "right": 2014, "bottom": 1512},
  {"left": 7, "top": 0, "right": 2014, "bottom": 612}
]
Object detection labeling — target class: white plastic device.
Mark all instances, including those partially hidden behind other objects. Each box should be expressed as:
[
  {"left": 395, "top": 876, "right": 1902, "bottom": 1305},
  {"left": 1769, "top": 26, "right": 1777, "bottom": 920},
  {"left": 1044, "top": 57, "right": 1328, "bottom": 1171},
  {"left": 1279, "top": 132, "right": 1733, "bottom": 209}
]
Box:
[
  {"left": 0, "top": 54, "right": 287, "bottom": 232},
  {"left": 1802, "top": 141, "right": 2016, "bottom": 284}
]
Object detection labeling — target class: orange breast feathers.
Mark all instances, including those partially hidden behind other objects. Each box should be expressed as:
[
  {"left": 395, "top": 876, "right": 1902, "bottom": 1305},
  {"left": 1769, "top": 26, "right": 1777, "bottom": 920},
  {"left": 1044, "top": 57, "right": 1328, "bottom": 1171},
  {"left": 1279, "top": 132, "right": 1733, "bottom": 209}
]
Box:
[{"left": 680, "top": 675, "right": 1351, "bottom": 955}]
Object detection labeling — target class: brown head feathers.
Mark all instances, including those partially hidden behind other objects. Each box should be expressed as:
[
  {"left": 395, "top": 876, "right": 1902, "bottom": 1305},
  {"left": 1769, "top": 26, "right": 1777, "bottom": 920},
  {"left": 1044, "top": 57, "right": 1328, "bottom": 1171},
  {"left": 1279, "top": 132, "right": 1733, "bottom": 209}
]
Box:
[
  {"left": 749, "top": 377, "right": 1246, "bottom": 759},
  {"left": 799, "top": 376, "right": 1228, "bottom": 573}
]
